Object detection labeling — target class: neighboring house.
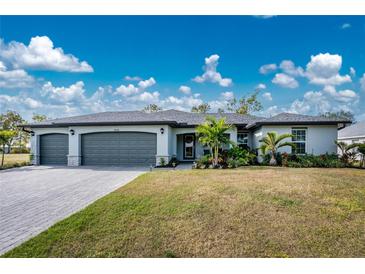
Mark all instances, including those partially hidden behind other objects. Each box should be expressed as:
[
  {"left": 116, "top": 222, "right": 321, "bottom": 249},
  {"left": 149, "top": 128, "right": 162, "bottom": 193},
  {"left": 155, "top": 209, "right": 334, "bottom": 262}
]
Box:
[
  {"left": 22, "top": 110, "right": 348, "bottom": 166},
  {"left": 338, "top": 121, "right": 365, "bottom": 144},
  {"left": 338, "top": 121, "right": 365, "bottom": 159}
]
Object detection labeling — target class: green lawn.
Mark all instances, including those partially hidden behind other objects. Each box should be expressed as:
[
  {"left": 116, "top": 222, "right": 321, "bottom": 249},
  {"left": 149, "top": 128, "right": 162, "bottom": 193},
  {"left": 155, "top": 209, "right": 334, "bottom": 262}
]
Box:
[
  {"left": 1, "top": 153, "right": 30, "bottom": 169},
  {"left": 3, "top": 167, "right": 365, "bottom": 258}
]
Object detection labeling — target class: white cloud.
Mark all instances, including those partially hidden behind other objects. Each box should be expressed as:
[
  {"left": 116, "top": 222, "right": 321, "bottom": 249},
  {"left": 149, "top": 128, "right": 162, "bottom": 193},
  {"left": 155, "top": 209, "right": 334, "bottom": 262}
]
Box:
[
  {"left": 305, "top": 53, "right": 351, "bottom": 86},
  {"left": 0, "top": 36, "right": 93, "bottom": 72},
  {"left": 179, "top": 85, "right": 191, "bottom": 95},
  {"left": 279, "top": 60, "right": 305, "bottom": 77},
  {"left": 0, "top": 61, "right": 35, "bottom": 88},
  {"left": 193, "top": 54, "right": 232, "bottom": 87},
  {"left": 137, "top": 77, "right": 156, "bottom": 89},
  {"left": 254, "top": 15, "right": 277, "bottom": 19},
  {"left": 41, "top": 81, "right": 86, "bottom": 103},
  {"left": 262, "top": 92, "right": 272, "bottom": 101},
  {"left": 259, "top": 63, "right": 277, "bottom": 74},
  {"left": 0, "top": 94, "right": 43, "bottom": 112},
  {"left": 220, "top": 91, "right": 234, "bottom": 101},
  {"left": 129, "top": 91, "right": 160, "bottom": 103},
  {"left": 160, "top": 95, "right": 203, "bottom": 111},
  {"left": 115, "top": 77, "right": 156, "bottom": 97},
  {"left": 322, "top": 85, "right": 359, "bottom": 103},
  {"left": 255, "top": 83, "right": 266, "bottom": 90},
  {"left": 0, "top": 83, "right": 115, "bottom": 120},
  {"left": 286, "top": 85, "right": 359, "bottom": 115},
  {"left": 272, "top": 73, "right": 299, "bottom": 88},
  {"left": 115, "top": 84, "right": 139, "bottom": 96},
  {"left": 341, "top": 23, "right": 351, "bottom": 29},
  {"left": 124, "top": 75, "right": 142, "bottom": 81},
  {"left": 360, "top": 73, "right": 365, "bottom": 92},
  {"left": 350, "top": 67, "right": 356, "bottom": 77}
]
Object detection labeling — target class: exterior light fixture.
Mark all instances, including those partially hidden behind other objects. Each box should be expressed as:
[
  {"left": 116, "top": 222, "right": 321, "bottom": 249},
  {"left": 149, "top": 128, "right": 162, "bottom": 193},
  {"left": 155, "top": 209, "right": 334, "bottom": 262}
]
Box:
[
  {"left": 70, "top": 129, "right": 75, "bottom": 135},
  {"left": 160, "top": 128, "right": 164, "bottom": 134},
  {"left": 31, "top": 131, "right": 35, "bottom": 137}
]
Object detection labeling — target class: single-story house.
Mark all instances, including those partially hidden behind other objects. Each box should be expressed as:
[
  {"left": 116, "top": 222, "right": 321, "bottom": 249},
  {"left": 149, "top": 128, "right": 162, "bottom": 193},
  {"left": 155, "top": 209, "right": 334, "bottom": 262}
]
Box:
[
  {"left": 338, "top": 121, "right": 365, "bottom": 159},
  {"left": 338, "top": 121, "right": 365, "bottom": 145},
  {"left": 23, "top": 110, "right": 349, "bottom": 166}
]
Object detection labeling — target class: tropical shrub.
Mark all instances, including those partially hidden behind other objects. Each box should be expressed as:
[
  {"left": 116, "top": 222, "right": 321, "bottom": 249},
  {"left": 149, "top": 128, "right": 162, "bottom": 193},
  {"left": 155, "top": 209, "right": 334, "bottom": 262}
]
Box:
[
  {"left": 159, "top": 157, "right": 166, "bottom": 166},
  {"left": 335, "top": 141, "right": 359, "bottom": 166},
  {"left": 282, "top": 153, "right": 345, "bottom": 168},
  {"left": 196, "top": 116, "right": 233, "bottom": 167},
  {"left": 259, "top": 132, "right": 295, "bottom": 166},
  {"left": 357, "top": 144, "right": 365, "bottom": 168},
  {"left": 196, "top": 155, "right": 213, "bottom": 169},
  {"left": 263, "top": 152, "right": 283, "bottom": 166},
  {"left": 227, "top": 145, "right": 256, "bottom": 165}
]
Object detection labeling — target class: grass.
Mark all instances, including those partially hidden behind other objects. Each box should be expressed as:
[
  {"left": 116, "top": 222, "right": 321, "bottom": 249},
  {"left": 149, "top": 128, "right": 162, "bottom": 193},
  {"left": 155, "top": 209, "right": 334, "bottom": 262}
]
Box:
[
  {"left": 0, "top": 153, "right": 30, "bottom": 169},
  {"left": 3, "top": 167, "right": 365, "bottom": 258}
]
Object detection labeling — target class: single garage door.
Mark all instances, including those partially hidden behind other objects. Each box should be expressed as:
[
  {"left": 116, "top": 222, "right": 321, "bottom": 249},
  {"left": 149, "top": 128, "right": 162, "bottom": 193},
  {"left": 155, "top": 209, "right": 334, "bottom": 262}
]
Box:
[
  {"left": 40, "top": 133, "right": 68, "bottom": 165},
  {"left": 81, "top": 132, "right": 157, "bottom": 166}
]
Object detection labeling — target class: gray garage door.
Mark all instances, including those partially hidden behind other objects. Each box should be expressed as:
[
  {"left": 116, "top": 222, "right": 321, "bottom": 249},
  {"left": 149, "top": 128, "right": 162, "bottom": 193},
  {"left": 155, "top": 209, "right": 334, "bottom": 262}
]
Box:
[
  {"left": 40, "top": 133, "right": 68, "bottom": 165},
  {"left": 81, "top": 132, "right": 157, "bottom": 166}
]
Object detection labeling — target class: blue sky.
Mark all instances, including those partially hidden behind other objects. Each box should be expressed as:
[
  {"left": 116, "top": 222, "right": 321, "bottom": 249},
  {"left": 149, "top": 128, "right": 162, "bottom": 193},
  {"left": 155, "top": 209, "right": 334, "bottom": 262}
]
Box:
[{"left": 0, "top": 16, "right": 365, "bottom": 120}]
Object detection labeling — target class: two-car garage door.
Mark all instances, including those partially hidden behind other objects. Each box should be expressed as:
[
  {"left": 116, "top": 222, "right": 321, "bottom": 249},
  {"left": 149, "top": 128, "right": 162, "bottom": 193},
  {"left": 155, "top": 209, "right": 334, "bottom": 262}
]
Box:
[
  {"left": 39, "top": 132, "right": 157, "bottom": 166},
  {"left": 81, "top": 132, "right": 157, "bottom": 166}
]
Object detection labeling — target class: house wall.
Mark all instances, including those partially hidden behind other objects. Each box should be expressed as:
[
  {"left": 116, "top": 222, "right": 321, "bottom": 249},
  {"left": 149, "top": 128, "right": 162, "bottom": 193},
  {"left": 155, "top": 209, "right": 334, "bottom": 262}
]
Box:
[
  {"left": 251, "top": 125, "right": 338, "bottom": 161},
  {"left": 31, "top": 125, "right": 170, "bottom": 166},
  {"left": 32, "top": 123, "right": 337, "bottom": 166}
]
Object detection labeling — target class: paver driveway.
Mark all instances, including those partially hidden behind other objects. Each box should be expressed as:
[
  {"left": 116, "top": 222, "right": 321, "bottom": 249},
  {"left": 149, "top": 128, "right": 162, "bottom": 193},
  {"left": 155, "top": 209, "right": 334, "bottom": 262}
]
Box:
[{"left": 0, "top": 165, "right": 146, "bottom": 255}]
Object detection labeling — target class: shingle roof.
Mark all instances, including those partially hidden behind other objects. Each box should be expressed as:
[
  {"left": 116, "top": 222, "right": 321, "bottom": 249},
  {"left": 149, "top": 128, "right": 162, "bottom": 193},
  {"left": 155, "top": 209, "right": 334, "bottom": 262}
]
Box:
[
  {"left": 24, "top": 110, "right": 348, "bottom": 128},
  {"left": 25, "top": 110, "right": 260, "bottom": 127},
  {"left": 338, "top": 121, "right": 365, "bottom": 138},
  {"left": 246, "top": 113, "right": 350, "bottom": 128}
]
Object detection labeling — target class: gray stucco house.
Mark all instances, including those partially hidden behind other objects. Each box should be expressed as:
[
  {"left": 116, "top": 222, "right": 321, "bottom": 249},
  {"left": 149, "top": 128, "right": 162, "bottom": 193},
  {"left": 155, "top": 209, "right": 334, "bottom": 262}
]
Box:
[
  {"left": 338, "top": 121, "right": 365, "bottom": 145},
  {"left": 24, "top": 110, "right": 348, "bottom": 166}
]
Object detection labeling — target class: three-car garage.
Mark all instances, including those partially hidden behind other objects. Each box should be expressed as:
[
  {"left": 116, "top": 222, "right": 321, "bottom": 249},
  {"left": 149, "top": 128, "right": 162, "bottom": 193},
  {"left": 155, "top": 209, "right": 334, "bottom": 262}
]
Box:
[{"left": 39, "top": 132, "right": 157, "bottom": 166}]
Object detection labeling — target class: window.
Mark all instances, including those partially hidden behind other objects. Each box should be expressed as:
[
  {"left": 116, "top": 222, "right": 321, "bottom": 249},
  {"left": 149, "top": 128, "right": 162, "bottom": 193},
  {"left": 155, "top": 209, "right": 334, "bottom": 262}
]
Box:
[
  {"left": 292, "top": 128, "right": 306, "bottom": 154},
  {"left": 237, "top": 133, "right": 248, "bottom": 145}
]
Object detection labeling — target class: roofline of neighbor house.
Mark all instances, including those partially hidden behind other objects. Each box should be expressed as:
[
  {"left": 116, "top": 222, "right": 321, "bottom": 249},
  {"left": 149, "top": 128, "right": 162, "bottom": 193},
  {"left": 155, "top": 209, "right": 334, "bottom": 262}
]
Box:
[
  {"left": 246, "top": 121, "right": 349, "bottom": 129},
  {"left": 338, "top": 135, "right": 365, "bottom": 140}
]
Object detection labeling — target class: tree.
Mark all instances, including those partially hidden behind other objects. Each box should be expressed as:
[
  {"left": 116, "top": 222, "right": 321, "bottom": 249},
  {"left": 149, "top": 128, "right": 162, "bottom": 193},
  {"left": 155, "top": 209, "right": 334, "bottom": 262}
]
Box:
[
  {"left": 0, "top": 130, "right": 16, "bottom": 166},
  {"left": 217, "top": 108, "right": 225, "bottom": 114},
  {"left": 259, "top": 132, "right": 295, "bottom": 166},
  {"left": 226, "top": 91, "right": 263, "bottom": 114},
  {"left": 196, "top": 116, "right": 233, "bottom": 167},
  {"left": 321, "top": 111, "right": 354, "bottom": 123},
  {"left": 32, "top": 113, "right": 48, "bottom": 122},
  {"left": 335, "top": 141, "right": 359, "bottom": 166},
  {"left": 143, "top": 104, "right": 162, "bottom": 113},
  {"left": 191, "top": 103, "right": 211, "bottom": 113},
  {"left": 0, "top": 110, "right": 27, "bottom": 152}
]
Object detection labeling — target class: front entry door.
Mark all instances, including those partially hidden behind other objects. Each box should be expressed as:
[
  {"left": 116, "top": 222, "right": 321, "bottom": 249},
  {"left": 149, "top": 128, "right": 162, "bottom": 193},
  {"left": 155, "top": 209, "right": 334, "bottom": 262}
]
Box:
[{"left": 183, "top": 134, "right": 195, "bottom": 159}]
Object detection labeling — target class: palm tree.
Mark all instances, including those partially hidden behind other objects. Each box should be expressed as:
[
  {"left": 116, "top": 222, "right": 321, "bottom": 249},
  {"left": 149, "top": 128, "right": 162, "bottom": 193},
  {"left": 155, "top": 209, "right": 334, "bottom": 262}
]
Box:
[
  {"left": 335, "top": 141, "right": 359, "bottom": 166},
  {"left": 259, "top": 132, "right": 295, "bottom": 166},
  {"left": 357, "top": 144, "right": 365, "bottom": 168},
  {"left": 196, "top": 116, "right": 233, "bottom": 167}
]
